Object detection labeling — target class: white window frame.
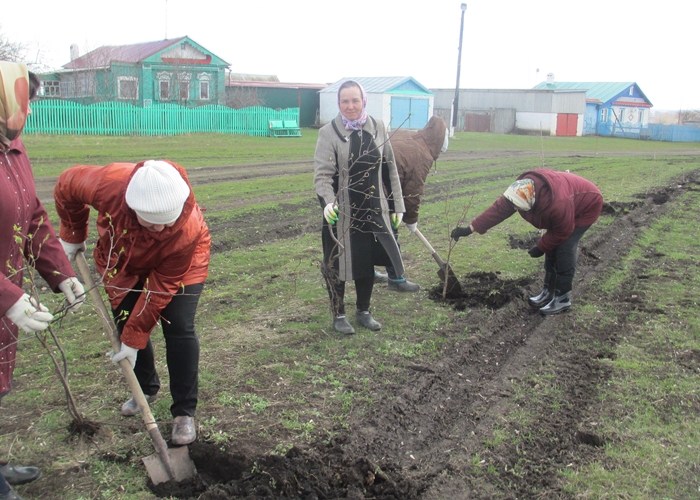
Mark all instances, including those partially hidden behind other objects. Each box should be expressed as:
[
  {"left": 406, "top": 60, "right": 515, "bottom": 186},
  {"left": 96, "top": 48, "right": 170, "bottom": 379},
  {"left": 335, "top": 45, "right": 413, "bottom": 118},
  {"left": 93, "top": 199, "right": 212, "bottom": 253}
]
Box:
[
  {"left": 179, "top": 81, "right": 189, "bottom": 101},
  {"left": 600, "top": 108, "right": 608, "bottom": 122},
  {"left": 42, "top": 80, "right": 61, "bottom": 97},
  {"left": 159, "top": 80, "right": 170, "bottom": 100},
  {"left": 117, "top": 76, "right": 139, "bottom": 100},
  {"left": 199, "top": 80, "right": 210, "bottom": 100}
]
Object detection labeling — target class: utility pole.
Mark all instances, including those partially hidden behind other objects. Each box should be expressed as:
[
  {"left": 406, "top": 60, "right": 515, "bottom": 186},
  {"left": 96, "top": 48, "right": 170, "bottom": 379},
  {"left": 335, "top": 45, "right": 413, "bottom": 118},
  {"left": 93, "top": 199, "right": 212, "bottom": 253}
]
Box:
[{"left": 452, "top": 3, "right": 467, "bottom": 136}]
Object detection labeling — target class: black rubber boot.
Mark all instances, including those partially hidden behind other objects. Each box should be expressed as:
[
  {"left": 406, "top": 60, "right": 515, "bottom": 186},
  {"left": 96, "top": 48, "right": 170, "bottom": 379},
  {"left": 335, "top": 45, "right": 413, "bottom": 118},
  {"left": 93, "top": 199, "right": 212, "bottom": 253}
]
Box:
[
  {"left": 355, "top": 310, "right": 381, "bottom": 331},
  {"left": 528, "top": 272, "right": 556, "bottom": 308},
  {"left": 333, "top": 315, "right": 355, "bottom": 335},
  {"left": 539, "top": 291, "right": 572, "bottom": 315},
  {"left": 540, "top": 276, "right": 573, "bottom": 315}
]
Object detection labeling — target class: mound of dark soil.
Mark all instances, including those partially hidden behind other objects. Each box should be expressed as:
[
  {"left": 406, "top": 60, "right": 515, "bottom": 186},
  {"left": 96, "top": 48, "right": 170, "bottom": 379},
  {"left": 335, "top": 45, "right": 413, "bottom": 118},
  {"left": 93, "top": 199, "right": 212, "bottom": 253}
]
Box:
[{"left": 428, "top": 271, "right": 534, "bottom": 310}]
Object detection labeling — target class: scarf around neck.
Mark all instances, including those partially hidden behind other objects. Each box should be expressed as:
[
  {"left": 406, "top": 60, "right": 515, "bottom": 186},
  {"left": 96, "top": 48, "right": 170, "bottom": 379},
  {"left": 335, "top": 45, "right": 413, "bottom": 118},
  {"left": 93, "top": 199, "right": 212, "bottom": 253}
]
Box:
[
  {"left": 0, "top": 61, "right": 30, "bottom": 150},
  {"left": 338, "top": 81, "right": 368, "bottom": 131}
]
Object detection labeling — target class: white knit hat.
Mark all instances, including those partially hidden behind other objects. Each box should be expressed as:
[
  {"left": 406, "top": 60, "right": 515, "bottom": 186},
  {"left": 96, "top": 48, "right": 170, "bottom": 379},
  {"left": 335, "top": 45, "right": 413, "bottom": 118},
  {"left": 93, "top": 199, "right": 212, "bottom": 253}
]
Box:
[{"left": 125, "top": 160, "right": 190, "bottom": 225}]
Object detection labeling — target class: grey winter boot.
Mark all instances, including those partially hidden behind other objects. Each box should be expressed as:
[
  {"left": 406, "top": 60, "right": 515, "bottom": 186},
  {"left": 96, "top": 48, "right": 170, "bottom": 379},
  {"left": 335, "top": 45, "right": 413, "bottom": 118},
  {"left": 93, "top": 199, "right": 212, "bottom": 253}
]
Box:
[
  {"left": 387, "top": 278, "right": 421, "bottom": 293},
  {"left": 373, "top": 270, "right": 389, "bottom": 284},
  {"left": 333, "top": 315, "right": 355, "bottom": 335},
  {"left": 528, "top": 272, "right": 556, "bottom": 308},
  {"left": 355, "top": 310, "right": 381, "bottom": 331}
]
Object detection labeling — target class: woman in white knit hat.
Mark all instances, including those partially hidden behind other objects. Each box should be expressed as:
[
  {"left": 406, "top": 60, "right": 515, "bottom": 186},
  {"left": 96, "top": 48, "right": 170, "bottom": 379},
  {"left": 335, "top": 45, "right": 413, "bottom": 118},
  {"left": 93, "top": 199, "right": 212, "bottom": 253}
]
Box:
[{"left": 54, "top": 159, "right": 211, "bottom": 445}]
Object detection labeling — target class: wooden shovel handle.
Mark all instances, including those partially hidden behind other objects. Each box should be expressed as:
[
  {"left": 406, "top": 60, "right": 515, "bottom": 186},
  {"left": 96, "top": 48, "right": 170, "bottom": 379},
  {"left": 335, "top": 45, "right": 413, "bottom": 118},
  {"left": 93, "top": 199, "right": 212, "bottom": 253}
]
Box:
[
  {"left": 414, "top": 228, "right": 446, "bottom": 268},
  {"left": 75, "top": 252, "right": 176, "bottom": 480}
]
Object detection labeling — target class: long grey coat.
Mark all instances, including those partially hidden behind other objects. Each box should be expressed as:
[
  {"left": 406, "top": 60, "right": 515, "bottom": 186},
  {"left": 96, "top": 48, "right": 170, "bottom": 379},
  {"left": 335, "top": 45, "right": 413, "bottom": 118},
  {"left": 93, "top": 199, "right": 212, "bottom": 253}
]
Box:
[{"left": 314, "top": 114, "right": 405, "bottom": 281}]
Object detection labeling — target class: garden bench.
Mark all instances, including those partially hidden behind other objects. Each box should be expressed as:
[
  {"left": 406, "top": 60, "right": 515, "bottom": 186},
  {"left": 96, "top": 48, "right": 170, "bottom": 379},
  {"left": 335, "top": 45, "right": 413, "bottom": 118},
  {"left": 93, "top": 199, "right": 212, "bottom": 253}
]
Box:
[{"left": 268, "top": 119, "right": 301, "bottom": 137}]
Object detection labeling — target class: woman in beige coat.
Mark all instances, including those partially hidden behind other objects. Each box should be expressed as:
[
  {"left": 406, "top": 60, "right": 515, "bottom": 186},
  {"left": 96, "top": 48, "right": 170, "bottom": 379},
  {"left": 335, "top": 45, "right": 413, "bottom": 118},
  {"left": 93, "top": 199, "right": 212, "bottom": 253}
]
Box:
[{"left": 314, "top": 80, "right": 405, "bottom": 335}]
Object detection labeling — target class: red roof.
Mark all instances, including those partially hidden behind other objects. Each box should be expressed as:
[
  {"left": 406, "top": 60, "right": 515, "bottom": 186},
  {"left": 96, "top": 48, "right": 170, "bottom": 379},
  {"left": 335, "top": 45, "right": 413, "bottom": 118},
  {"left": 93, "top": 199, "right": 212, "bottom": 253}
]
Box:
[
  {"left": 613, "top": 100, "right": 652, "bottom": 108},
  {"left": 63, "top": 37, "right": 186, "bottom": 70}
]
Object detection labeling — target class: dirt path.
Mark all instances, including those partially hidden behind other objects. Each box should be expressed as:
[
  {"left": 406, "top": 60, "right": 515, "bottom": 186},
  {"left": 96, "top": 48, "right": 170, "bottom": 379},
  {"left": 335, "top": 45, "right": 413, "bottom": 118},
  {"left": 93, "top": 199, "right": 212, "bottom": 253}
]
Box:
[{"left": 143, "top": 169, "right": 699, "bottom": 498}]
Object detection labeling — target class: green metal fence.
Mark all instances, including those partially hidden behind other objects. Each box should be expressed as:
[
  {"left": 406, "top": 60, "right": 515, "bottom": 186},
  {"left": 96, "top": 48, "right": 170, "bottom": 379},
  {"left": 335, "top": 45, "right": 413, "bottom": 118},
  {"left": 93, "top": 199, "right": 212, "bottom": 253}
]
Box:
[{"left": 24, "top": 100, "right": 301, "bottom": 137}]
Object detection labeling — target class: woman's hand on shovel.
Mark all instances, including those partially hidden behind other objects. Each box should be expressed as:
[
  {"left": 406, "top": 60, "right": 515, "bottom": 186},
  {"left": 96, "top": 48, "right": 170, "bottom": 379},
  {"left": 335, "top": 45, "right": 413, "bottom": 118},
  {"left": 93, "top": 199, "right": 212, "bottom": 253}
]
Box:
[{"left": 112, "top": 343, "right": 139, "bottom": 369}]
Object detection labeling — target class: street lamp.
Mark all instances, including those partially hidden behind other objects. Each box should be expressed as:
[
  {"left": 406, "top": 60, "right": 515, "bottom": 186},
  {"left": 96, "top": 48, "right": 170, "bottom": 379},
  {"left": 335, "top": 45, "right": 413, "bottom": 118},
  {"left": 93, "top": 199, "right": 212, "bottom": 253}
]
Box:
[{"left": 452, "top": 3, "right": 467, "bottom": 135}]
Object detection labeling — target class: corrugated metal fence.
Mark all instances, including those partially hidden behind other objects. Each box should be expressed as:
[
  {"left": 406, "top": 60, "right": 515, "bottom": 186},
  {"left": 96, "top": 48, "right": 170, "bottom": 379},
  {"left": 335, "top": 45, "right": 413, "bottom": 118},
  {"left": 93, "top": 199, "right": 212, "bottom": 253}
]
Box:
[{"left": 24, "top": 100, "right": 300, "bottom": 137}]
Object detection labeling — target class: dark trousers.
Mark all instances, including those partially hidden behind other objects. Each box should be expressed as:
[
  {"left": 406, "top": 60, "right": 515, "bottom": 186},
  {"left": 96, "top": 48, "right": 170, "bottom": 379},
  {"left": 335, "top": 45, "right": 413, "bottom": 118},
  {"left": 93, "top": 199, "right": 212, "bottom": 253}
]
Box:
[
  {"left": 385, "top": 227, "right": 400, "bottom": 280},
  {"left": 113, "top": 282, "right": 203, "bottom": 418},
  {"left": 324, "top": 274, "right": 374, "bottom": 315},
  {"left": 544, "top": 225, "right": 591, "bottom": 293}
]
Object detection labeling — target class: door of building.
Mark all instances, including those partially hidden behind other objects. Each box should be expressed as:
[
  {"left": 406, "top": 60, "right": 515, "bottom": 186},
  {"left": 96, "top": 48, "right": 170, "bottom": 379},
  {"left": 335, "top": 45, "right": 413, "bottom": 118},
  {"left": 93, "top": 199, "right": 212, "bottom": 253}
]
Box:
[{"left": 556, "top": 113, "right": 578, "bottom": 136}]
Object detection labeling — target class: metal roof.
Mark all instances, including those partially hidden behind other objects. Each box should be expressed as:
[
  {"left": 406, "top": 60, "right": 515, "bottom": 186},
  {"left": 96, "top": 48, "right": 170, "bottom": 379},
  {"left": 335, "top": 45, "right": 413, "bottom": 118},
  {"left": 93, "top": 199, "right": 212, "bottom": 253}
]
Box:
[
  {"left": 227, "top": 80, "right": 327, "bottom": 90},
  {"left": 63, "top": 37, "right": 187, "bottom": 69},
  {"left": 228, "top": 73, "right": 280, "bottom": 82},
  {"left": 533, "top": 81, "right": 651, "bottom": 106},
  {"left": 320, "top": 76, "right": 431, "bottom": 94}
]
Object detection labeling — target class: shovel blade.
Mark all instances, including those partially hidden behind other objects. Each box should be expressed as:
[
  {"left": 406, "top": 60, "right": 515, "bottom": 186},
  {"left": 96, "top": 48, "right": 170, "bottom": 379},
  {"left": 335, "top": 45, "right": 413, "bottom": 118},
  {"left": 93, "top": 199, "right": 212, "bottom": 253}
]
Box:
[
  {"left": 142, "top": 445, "right": 197, "bottom": 485},
  {"left": 438, "top": 264, "right": 462, "bottom": 295}
]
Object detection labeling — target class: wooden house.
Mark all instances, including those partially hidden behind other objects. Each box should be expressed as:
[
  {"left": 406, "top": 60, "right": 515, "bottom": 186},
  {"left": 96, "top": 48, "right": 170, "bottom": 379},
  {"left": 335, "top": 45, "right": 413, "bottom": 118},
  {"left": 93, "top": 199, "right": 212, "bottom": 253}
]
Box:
[
  {"left": 38, "top": 37, "right": 229, "bottom": 107},
  {"left": 534, "top": 75, "right": 653, "bottom": 136}
]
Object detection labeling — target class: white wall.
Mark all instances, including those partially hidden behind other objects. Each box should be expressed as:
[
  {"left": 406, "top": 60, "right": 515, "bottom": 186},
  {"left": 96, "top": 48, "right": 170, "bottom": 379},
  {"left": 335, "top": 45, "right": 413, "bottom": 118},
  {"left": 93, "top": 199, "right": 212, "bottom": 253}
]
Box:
[{"left": 515, "top": 112, "right": 557, "bottom": 135}]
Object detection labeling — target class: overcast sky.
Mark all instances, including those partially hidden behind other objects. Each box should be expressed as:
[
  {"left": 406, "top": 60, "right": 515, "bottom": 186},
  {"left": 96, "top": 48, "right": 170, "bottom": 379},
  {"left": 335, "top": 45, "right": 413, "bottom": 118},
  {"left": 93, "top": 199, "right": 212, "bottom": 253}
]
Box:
[{"left": 5, "top": 0, "right": 696, "bottom": 111}]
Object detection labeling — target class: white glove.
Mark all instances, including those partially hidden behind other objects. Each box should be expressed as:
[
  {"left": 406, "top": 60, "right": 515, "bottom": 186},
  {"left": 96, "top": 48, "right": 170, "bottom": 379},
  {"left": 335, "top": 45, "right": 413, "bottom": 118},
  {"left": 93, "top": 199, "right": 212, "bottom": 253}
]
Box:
[
  {"left": 323, "top": 203, "right": 338, "bottom": 225},
  {"left": 111, "top": 343, "right": 139, "bottom": 369},
  {"left": 59, "top": 239, "right": 87, "bottom": 261},
  {"left": 5, "top": 294, "right": 54, "bottom": 333},
  {"left": 406, "top": 222, "right": 418, "bottom": 233},
  {"left": 391, "top": 213, "right": 403, "bottom": 229},
  {"left": 58, "top": 277, "right": 85, "bottom": 313}
]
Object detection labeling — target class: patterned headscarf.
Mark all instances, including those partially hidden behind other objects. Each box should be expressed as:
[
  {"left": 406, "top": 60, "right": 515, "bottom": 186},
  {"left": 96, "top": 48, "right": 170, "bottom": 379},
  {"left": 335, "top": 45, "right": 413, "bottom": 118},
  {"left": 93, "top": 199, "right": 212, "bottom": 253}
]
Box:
[
  {"left": 338, "top": 80, "right": 368, "bottom": 131},
  {"left": 0, "top": 61, "right": 30, "bottom": 150},
  {"left": 504, "top": 178, "right": 536, "bottom": 211}
]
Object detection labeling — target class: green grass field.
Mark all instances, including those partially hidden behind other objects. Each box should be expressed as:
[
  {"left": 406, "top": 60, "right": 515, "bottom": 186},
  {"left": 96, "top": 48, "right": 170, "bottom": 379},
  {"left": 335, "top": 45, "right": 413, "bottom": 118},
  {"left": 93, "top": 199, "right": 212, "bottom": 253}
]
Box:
[{"left": 4, "top": 130, "right": 700, "bottom": 499}]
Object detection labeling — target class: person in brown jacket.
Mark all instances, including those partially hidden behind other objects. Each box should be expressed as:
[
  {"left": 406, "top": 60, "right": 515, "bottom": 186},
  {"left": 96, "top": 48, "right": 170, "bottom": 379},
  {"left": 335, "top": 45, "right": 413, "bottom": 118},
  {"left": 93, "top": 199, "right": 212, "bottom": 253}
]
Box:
[
  {"left": 55, "top": 159, "right": 211, "bottom": 445},
  {"left": 451, "top": 169, "right": 603, "bottom": 315},
  {"left": 375, "top": 116, "right": 449, "bottom": 292}
]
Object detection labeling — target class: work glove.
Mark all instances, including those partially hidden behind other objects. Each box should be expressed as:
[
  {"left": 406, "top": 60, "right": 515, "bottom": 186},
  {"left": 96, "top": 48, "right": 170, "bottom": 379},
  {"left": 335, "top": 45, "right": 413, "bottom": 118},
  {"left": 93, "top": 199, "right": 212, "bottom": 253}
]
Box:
[
  {"left": 59, "top": 239, "right": 87, "bottom": 261},
  {"left": 323, "top": 203, "right": 338, "bottom": 225},
  {"left": 528, "top": 245, "right": 545, "bottom": 258},
  {"left": 4, "top": 294, "right": 54, "bottom": 333},
  {"left": 391, "top": 213, "right": 403, "bottom": 230},
  {"left": 58, "top": 277, "right": 86, "bottom": 313},
  {"left": 451, "top": 226, "right": 473, "bottom": 241},
  {"left": 406, "top": 222, "right": 418, "bottom": 233},
  {"left": 111, "top": 343, "right": 139, "bottom": 369}
]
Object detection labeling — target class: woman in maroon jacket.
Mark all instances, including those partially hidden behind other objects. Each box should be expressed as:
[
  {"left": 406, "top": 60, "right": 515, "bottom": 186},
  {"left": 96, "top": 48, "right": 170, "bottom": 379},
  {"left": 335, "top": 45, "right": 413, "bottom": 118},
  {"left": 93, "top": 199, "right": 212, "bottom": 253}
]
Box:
[
  {"left": 0, "top": 62, "right": 85, "bottom": 499},
  {"left": 451, "top": 169, "right": 603, "bottom": 315}
]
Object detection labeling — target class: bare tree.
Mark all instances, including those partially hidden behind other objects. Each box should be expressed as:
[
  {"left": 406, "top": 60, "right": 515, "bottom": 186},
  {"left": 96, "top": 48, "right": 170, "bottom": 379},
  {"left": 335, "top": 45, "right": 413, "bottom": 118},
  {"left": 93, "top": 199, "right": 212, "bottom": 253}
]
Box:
[
  {"left": 226, "top": 86, "right": 265, "bottom": 109},
  {"left": 0, "top": 25, "right": 26, "bottom": 62}
]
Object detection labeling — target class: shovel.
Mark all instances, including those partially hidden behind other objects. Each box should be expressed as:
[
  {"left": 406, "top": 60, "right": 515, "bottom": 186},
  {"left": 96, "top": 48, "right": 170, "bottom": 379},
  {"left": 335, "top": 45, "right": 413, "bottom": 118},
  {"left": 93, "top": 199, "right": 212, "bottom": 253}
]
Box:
[
  {"left": 414, "top": 229, "right": 463, "bottom": 294},
  {"left": 75, "top": 252, "right": 197, "bottom": 485}
]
